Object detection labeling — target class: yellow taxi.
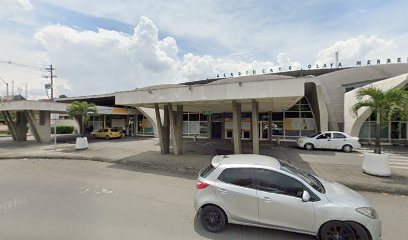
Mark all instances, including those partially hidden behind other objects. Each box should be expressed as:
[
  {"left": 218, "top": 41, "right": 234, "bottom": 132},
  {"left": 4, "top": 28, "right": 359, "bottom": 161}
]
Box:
[{"left": 92, "top": 128, "right": 124, "bottom": 139}]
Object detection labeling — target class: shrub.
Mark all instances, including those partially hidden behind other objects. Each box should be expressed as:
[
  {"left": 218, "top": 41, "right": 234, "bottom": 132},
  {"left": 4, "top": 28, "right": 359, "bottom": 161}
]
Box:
[{"left": 51, "top": 125, "right": 75, "bottom": 134}]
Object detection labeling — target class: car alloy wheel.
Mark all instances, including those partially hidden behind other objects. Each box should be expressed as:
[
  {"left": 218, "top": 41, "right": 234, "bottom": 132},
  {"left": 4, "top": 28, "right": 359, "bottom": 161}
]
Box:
[
  {"left": 304, "top": 143, "right": 314, "bottom": 151},
  {"left": 105, "top": 135, "right": 110, "bottom": 140},
  {"left": 200, "top": 205, "right": 226, "bottom": 233},
  {"left": 343, "top": 144, "right": 353, "bottom": 153},
  {"left": 345, "top": 221, "right": 370, "bottom": 240},
  {"left": 320, "top": 221, "right": 356, "bottom": 240}
]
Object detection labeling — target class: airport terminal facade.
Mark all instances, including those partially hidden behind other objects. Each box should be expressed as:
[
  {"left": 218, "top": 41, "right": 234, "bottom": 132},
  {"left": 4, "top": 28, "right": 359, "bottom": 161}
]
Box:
[
  {"left": 114, "top": 64, "right": 408, "bottom": 154},
  {"left": 1, "top": 64, "right": 407, "bottom": 153}
]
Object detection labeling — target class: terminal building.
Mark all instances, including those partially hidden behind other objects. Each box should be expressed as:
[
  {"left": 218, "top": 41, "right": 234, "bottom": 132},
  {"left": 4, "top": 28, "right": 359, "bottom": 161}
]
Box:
[
  {"left": 1, "top": 64, "right": 407, "bottom": 154},
  {"left": 114, "top": 64, "right": 408, "bottom": 154}
]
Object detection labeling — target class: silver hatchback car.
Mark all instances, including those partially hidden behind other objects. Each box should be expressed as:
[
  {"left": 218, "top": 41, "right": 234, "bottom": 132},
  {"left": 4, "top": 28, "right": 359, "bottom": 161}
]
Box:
[{"left": 194, "top": 154, "right": 381, "bottom": 240}]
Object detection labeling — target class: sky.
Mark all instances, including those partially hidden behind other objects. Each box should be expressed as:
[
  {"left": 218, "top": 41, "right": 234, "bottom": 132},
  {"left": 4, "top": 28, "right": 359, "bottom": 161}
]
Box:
[{"left": 1, "top": 0, "right": 408, "bottom": 99}]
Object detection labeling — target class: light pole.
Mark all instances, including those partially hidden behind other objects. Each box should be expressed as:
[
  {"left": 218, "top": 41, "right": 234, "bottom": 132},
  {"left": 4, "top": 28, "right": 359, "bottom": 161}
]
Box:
[{"left": 0, "top": 75, "right": 9, "bottom": 98}]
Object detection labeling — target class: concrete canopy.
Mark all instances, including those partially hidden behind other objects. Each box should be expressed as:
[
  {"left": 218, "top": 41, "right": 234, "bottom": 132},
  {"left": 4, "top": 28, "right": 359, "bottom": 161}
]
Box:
[
  {"left": 0, "top": 100, "right": 67, "bottom": 113},
  {"left": 115, "top": 76, "right": 306, "bottom": 112},
  {"left": 0, "top": 100, "right": 67, "bottom": 143}
]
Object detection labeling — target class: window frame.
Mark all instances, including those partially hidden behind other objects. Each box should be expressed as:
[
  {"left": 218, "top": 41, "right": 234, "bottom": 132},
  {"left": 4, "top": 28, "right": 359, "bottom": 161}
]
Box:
[
  {"left": 253, "top": 168, "right": 305, "bottom": 198},
  {"left": 217, "top": 168, "right": 255, "bottom": 189},
  {"left": 333, "top": 133, "right": 347, "bottom": 139}
]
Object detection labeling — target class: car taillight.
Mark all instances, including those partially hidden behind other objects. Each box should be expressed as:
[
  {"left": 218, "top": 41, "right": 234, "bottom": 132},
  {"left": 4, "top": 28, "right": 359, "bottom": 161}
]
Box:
[{"left": 196, "top": 181, "right": 209, "bottom": 189}]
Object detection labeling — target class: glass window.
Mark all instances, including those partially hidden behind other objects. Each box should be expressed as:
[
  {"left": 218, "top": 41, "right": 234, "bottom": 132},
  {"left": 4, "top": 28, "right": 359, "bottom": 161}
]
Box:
[
  {"left": 301, "top": 130, "right": 316, "bottom": 137},
  {"left": 285, "top": 112, "right": 299, "bottom": 118},
  {"left": 287, "top": 105, "right": 300, "bottom": 112},
  {"left": 189, "top": 114, "right": 199, "bottom": 121},
  {"left": 272, "top": 112, "right": 283, "bottom": 121},
  {"left": 200, "top": 122, "right": 208, "bottom": 135},
  {"left": 211, "top": 113, "right": 222, "bottom": 121},
  {"left": 218, "top": 168, "right": 253, "bottom": 188},
  {"left": 301, "top": 112, "right": 314, "bottom": 118},
  {"left": 259, "top": 113, "right": 269, "bottom": 121},
  {"left": 300, "top": 105, "right": 312, "bottom": 111},
  {"left": 300, "top": 98, "right": 308, "bottom": 104},
  {"left": 226, "top": 130, "right": 233, "bottom": 138},
  {"left": 255, "top": 169, "right": 303, "bottom": 198},
  {"left": 333, "top": 133, "right": 347, "bottom": 139},
  {"left": 285, "top": 130, "right": 300, "bottom": 137},
  {"left": 200, "top": 114, "right": 208, "bottom": 121},
  {"left": 359, "top": 122, "right": 369, "bottom": 139},
  {"left": 183, "top": 113, "right": 188, "bottom": 121}
]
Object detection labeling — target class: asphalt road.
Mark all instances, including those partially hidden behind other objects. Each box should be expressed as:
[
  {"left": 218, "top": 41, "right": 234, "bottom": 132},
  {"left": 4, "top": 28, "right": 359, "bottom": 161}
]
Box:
[{"left": 0, "top": 159, "right": 406, "bottom": 240}]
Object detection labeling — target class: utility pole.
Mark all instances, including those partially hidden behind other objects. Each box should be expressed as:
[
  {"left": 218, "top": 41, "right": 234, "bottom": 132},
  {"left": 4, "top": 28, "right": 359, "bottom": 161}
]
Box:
[{"left": 43, "top": 64, "right": 57, "bottom": 101}]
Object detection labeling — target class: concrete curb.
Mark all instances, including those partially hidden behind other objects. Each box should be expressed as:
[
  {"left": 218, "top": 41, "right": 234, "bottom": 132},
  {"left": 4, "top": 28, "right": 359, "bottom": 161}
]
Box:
[{"left": 1, "top": 155, "right": 407, "bottom": 196}]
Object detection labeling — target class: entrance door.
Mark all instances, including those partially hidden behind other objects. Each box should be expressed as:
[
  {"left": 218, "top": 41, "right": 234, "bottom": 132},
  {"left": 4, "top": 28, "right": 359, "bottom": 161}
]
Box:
[
  {"left": 211, "top": 122, "right": 222, "bottom": 139},
  {"left": 259, "top": 122, "right": 269, "bottom": 140}
]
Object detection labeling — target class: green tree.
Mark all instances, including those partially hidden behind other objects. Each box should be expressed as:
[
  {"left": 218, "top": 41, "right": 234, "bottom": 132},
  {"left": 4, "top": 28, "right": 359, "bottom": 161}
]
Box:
[
  {"left": 67, "top": 101, "right": 97, "bottom": 136},
  {"left": 351, "top": 86, "right": 407, "bottom": 154}
]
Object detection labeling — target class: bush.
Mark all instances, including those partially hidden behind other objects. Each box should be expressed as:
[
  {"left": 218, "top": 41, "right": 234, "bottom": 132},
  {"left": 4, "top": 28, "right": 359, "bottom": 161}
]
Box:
[{"left": 51, "top": 125, "right": 75, "bottom": 134}]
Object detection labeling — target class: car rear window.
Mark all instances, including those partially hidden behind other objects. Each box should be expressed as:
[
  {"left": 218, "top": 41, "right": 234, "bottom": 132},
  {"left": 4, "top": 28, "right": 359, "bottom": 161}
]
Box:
[{"left": 200, "top": 164, "right": 215, "bottom": 178}]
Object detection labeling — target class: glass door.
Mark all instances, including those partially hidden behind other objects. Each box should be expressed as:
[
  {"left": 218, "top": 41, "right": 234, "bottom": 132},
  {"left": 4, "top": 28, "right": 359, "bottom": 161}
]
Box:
[{"left": 259, "top": 121, "right": 269, "bottom": 140}]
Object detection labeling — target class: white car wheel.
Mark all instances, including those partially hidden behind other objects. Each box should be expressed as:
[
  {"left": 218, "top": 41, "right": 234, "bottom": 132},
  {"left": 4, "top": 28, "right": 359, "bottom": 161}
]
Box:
[
  {"left": 342, "top": 144, "right": 353, "bottom": 153},
  {"left": 304, "top": 143, "right": 314, "bottom": 150}
]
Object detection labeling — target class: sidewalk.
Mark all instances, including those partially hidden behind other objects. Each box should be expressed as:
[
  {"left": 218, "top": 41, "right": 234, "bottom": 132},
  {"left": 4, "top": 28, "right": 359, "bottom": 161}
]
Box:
[{"left": 0, "top": 136, "right": 407, "bottom": 195}]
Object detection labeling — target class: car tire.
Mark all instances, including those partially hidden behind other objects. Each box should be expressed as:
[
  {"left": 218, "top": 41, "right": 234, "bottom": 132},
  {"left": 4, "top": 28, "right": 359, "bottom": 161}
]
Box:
[
  {"left": 200, "top": 205, "right": 226, "bottom": 233},
  {"left": 304, "top": 143, "right": 314, "bottom": 151},
  {"left": 105, "top": 135, "right": 110, "bottom": 140},
  {"left": 342, "top": 144, "right": 353, "bottom": 153},
  {"left": 345, "top": 221, "right": 370, "bottom": 240},
  {"left": 319, "top": 221, "right": 356, "bottom": 240}
]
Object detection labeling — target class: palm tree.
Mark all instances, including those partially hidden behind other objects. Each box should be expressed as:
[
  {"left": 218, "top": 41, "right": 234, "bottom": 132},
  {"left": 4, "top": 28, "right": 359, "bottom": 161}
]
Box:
[
  {"left": 351, "top": 86, "right": 407, "bottom": 154},
  {"left": 67, "top": 101, "right": 97, "bottom": 136}
]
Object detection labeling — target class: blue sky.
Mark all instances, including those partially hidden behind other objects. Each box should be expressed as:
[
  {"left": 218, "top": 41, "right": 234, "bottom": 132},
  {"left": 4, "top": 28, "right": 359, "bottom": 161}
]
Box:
[{"left": 1, "top": 0, "right": 408, "bottom": 98}]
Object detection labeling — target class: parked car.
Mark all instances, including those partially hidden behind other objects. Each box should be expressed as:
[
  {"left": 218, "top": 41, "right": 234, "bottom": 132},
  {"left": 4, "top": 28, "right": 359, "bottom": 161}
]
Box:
[
  {"left": 297, "top": 131, "right": 361, "bottom": 152},
  {"left": 92, "top": 128, "right": 124, "bottom": 139},
  {"left": 195, "top": 154, "right": 380, "bottom": 240}
]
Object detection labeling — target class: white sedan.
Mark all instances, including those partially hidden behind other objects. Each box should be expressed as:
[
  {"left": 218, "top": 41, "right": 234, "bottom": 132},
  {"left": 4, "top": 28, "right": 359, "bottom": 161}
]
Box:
[{"left": 297, "top": 131, "right": 361, "bottom": 152}]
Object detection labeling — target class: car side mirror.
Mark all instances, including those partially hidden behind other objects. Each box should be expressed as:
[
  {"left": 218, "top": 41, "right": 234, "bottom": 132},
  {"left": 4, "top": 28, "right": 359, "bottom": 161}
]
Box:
[{"left": 302, "top": 190, "right": 311, "bottom": 202}]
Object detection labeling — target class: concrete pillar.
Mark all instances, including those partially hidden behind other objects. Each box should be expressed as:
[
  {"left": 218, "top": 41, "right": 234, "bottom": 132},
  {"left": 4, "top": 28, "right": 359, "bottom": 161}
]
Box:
[
  {"left": 221, "top": 113, "right": 225, "bottom": 140},
  {"left": 4, "top": 111, "right": 27, "bottom": 141},
  {"left": 25, "top": 110, "right": 51, "bottom": 143},
  {"left": 2, "top": 111, "right": 16, "bottom": 140},
  {"left": 125, "top": 115, "right": 130, "bottom": 136},
  {"left": 207, "top": 114, "right": 212, "bottom": 139},
  {"left": 252, "top": 100, "right": 259, "bottom": 154},
  {"left": 232, "top": 101, "right": 242, "bottom": 154},
  {"left": 169, "top": 104, "right": 183, "bottom": 155},
  {"left": 155, "top": 104, "right": 170, "bottom": 154}
]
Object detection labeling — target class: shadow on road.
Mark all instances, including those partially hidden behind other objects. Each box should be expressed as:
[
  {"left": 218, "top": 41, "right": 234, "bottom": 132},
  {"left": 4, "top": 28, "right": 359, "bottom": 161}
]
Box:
[{"left": 193, "top": 213, "right": 317, "bottom": 240}]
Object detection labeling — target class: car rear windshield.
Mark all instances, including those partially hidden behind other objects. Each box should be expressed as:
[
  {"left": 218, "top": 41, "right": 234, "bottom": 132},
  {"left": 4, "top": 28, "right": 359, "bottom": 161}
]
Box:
[{"left": 200, "top": 164, "right": 215, "bottom": 178}]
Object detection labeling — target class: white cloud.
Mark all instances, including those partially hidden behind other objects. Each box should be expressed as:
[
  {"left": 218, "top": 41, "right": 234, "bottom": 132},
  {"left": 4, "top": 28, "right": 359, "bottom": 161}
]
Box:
[
  {"left": 0, "top": 0, "right": 33, "bottom": 23},
  {"left": 33, "top": 16, "right": 290, "bottom": 96},
  {"left": 315, "top": 35, "right": 398, "bottom": 66}
]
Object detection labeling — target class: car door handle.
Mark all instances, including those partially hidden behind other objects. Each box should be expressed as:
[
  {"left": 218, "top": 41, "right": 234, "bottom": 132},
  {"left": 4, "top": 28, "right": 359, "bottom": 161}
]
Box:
[
  {"left": 217, "top": 188, "right": 228, "bottom": 194},
  {"left": 262, "top": 197, "right": 273, "bottom": 203}
]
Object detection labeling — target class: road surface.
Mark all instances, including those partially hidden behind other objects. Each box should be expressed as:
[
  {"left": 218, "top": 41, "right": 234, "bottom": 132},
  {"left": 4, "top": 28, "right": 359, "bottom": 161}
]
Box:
[{"left": 0, "top": 159, "right": 406, "bottom": 240}]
